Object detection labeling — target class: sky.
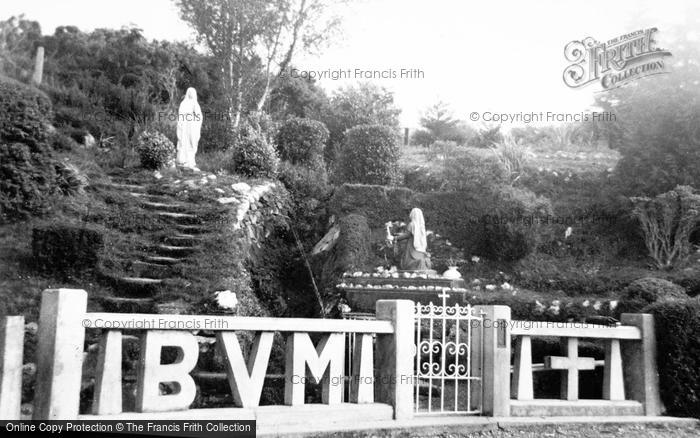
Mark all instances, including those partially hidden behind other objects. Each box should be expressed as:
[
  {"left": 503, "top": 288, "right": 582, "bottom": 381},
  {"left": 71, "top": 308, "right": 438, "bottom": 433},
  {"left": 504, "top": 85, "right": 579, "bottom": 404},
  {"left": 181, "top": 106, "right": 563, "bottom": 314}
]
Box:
[{"left": 2, "top": 0, "right": 698, "bottom": 127}]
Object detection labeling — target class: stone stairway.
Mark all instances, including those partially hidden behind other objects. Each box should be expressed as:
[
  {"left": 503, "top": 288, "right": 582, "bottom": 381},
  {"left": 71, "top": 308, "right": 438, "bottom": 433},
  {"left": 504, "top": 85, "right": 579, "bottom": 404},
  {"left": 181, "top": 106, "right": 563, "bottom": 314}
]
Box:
[{"left": 97, "top": 175, "right": 209, "bottom": 314}]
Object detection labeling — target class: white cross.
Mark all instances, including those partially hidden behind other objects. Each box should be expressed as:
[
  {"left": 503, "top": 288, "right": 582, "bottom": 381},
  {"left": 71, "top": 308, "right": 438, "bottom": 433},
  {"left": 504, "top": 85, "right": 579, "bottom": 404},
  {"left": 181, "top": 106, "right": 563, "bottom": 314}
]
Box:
[{"left": 438, "top": 289, "right": 450, "bottom": 307}]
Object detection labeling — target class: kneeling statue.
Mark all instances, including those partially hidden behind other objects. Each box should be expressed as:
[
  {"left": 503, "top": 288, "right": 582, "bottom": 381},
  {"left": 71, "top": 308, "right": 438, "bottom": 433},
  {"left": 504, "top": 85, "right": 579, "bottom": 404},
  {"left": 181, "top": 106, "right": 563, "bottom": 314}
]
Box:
[{"left": 392, "top": 208, "right": 432, "bottom": 271}]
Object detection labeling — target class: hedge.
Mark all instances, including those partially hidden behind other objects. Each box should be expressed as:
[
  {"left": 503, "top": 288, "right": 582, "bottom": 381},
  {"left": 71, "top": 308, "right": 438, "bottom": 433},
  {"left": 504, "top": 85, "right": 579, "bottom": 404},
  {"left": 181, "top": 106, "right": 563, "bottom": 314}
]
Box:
[
  {"left": 275, "top": 117, "right": 329, "bottom": 169},
  {"left": 328, "top": 183, "right": 552, "bottom": 261},
  {"left": 338, "top": 124, "right": 400, "bottom": 185},
  {"left": 0, "top": 76, "right": 53, "bottom": 152},
  {"left": 645, "top": 298, "right": 700, "bottom": 418},
  {"left": 32, "top": 223, "right": 105, "bottom": 278}
]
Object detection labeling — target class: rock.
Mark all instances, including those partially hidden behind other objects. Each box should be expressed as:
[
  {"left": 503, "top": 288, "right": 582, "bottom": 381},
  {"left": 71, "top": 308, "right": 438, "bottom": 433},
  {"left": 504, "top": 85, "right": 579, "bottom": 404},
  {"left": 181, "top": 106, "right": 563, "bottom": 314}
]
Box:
[
  {"left": 217, "top": 197, "right": 238, "bottom": 205},
  {"left": 231, "top": 182, "right": 251, "bottom": 194},
  {"left": 25, "top": 322, "right": 38, "bottom": 336},
  {"left": 83, "top": 133, "right": 96, "bottom": 148}
]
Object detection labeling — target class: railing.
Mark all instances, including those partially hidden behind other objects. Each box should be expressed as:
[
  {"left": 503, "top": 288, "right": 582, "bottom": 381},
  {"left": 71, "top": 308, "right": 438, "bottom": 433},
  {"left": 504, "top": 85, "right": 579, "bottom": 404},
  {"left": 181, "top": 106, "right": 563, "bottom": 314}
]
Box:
[
  {"left": 0, "top": 290, "right": 662, "bottom": 422},
  {"left": 0, "top": 289, "right": 419, "bottom": 421},
  {"left": 509, "top": 316, "right": 662, "bottom": 416}
]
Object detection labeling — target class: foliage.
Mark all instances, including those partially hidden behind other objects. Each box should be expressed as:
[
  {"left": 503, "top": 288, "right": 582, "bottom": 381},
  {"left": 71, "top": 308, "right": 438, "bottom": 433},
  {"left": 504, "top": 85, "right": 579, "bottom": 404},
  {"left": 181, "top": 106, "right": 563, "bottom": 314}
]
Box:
[
  {"left": 31, "top": 223, "right": 105, "bottom": 279},
  {"left": 329, "top": 182, "right": 551, "bottom": 262},
  {"left": 597, "top": 45, "right": 700, "bottom": 195},
  {"left": 315, "top": 213, "right": 372, "bottom": 313},
  {"left": 176, "top": 0, "right": 342, "bottom": 126},
  {"left": 441, "top": 148, "right": 507, "bottom": 191},
  {"left": 645, "top": 298, "right": 700, "bottom": 418},
  {"left": 631, "top": 186, "right": 700, "bottom": 269},
  {"left": 0, "top": 16, "right": 42, "bottom": 80},
  {"left": 415, "top": 101, "right": 475, "bottom": 145},
  {"left": 426, "top": 140, "right": 459, "bottom": 162},
  {"left": 55, "top": 161, "right": 89, "bottom": 195},
  {"left": 268, "top": 72, "right": 330, "bottom": 120},
  {"left": 469, "top": 125, "right": 503, "bottom": 149},
  {"left": 275, "top": 117, "right": 329, "bottom": 169},
  {"left": 322, "top": 83, "right": 401, "bottom": 161},
  {"left": 0, "top": 76, "right": 52, "bottom": 151},
  {"left": 490, "top": 136, "right": 529, "bottom": 186},
  {"left": 410, "top": 129, "right": 435, "bottom": 147},
  {"left": 337, "top": 124, "right": 400, "bottom": 185},
  {"left": 617, "top": 277, "right": 688, "bottom": 315},
  {"left": 227, "top": 125, "right": 279, "bottom": 178},
  {"left": 135, "top": 130, "right": 176, "bottom": 169},
  {"left": 480, "top": 185, "right": 553, "bottom": 261},
  {"left": 0, "top": 143, "right": 59, "bottom": 223}
]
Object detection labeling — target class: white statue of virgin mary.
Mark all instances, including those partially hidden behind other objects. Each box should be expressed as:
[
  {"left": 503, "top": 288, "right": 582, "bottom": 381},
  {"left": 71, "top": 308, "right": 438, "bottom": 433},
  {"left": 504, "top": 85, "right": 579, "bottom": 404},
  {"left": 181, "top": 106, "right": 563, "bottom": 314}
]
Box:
[{"left": 176, "top": 87, "right": 203, "bottom": 170}]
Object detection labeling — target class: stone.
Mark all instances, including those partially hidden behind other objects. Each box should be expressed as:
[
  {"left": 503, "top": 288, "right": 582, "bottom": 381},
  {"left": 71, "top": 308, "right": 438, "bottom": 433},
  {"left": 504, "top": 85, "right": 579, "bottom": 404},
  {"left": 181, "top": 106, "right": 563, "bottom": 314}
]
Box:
[{"left": 231, "top": 182, "right": 251, "bottom": 194}]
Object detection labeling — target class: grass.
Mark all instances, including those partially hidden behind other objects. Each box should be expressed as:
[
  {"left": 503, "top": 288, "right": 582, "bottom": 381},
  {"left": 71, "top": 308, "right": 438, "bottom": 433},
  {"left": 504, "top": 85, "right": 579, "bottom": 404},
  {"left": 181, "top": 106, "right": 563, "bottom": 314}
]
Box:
[{"left": 399, "top": 138, "right": 620, "bottom": 177}]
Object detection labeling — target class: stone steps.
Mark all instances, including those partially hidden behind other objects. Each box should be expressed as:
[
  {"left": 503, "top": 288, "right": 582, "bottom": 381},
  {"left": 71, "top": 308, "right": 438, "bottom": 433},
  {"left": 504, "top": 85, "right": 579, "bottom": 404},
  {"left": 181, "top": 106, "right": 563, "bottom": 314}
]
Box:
[
  {"left": 154, "top": 244, "right": 199, "bottom": 257},
  {"left": 129, "top": 260, "right": 173, "bottom": 279},
  {"left": 163, "top": 234, "right": 201, "bottom": 247},
  {"left": 157, "top": 212, "right": 202, "bottom": 225},
  {"left": 140, "top": 201, "right": 190, "bottom": 213},
  {"left": 144, "top": 255, "right": 183, "bottom": 266},
  {"left": 101, "top": 296, "right": 155, "bottom": 313},
  {"left": 111, "top": 276, "right": 163, "bottom": 298},
  {"left": 175, "top": 224, "right": 208, "bottom": 235}
]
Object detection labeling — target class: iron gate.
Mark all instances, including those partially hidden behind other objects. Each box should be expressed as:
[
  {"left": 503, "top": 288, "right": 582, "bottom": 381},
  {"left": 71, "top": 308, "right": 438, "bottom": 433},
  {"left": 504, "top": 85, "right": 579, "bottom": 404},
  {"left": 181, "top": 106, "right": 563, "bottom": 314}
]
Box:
[{"left": 414, "top": 292, "right": 484, "bottom": 415}]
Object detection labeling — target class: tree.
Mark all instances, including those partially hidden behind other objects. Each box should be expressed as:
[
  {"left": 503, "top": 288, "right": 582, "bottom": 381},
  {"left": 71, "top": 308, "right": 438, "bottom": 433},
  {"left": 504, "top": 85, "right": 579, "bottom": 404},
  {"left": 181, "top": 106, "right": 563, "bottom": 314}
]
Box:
[
  {"left": 412, "top": 101, "right": 474, "bottom": 146},
  {"left": 597, "top": 43, "right": 700, "bottom": 196},
  {"left": 0, "top": 15, "right": 42, "bottom": 79},
  {"left": 176, "top": 0, "right": 342, "bottom": 129},
  {"left": 631, "top": 186, "right": 700, "bottom": 269},
  {"left": 322, "top": 82, "right": 401, "bottom": 160}
]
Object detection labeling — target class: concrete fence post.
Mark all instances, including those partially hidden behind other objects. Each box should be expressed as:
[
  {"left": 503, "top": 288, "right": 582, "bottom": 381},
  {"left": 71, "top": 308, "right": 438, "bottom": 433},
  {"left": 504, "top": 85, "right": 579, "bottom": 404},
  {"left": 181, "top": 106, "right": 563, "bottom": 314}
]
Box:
[
  {"left": 474, "top": 305, "right": 511, "bottom": 417},
  {"left": 33, "top": 289, "right": 88, "bottom": 420},
  {"left": 375, "top": 299, "right": 414, "bottom": 420},
  {"left": 620, "top": 313, "right": 662, "bottom": 416},
  {"left": 0, "top": 316, "right": 25, "bottom": 420}
]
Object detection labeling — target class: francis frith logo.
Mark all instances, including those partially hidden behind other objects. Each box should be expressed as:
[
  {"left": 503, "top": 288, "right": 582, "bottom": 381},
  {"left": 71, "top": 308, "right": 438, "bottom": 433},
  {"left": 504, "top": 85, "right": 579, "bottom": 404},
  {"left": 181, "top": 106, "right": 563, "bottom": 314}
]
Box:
[{"left": 563, "top": 28, "right": 672, "bottom": 90}]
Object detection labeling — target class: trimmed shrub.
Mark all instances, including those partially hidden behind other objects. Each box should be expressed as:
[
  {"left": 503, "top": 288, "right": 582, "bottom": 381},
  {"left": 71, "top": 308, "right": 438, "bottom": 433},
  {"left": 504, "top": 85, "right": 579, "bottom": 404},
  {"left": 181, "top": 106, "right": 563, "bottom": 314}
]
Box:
[
  {"left": 338, "top": 124, "right": 400, "bottom": 185},
  {"left": 645, "top": 298, "right": 700, "bottom": 417},
  {"left": 328, "top": 182, "right": 551, "bottom": 262},
  {"left": 442, "top": 149, "right": 507, "bottom": 191},
  {"left": 617, "top": 277, "right": 687, "bottom": 315},
  {"left": 32, "top": 223, "right": 105, "bottom": 278},
  {"left": 480, "top": 185, "right": 552, "bottom": 261},
  {"left": 275, "top": 117, "right": 329, "bottom": 169},
  {"left": 0, "top": 142, "right": 59, "bottom": 223},
  {"left": 228, "top": 129, "right": 279, "bottom": 178},
  {"left": 0, "top": 76, "right": 53, "bottom": 151},
  {"left": 136, "top": 130, "right": 175, "bottom": 170}
]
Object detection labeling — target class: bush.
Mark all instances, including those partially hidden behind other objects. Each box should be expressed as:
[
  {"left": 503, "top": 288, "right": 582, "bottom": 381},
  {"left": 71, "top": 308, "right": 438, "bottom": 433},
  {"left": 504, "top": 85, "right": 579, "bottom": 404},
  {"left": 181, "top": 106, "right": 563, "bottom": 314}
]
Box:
[
  {"left": 338, "top": 124, "right": 400, "bottom": 185},
  {"left": 328, "top": 182, "right": 551, "bottom": 263},
  {"left": 441, "top": 149, "right": 507, "bottom": 191},
  {"left": 55, "top": 161, "right": 89, "bottom": 196},
  {"left": 645, "top": 298, "right": 700, "bottom": 417},
  {"left": 135, "top": 130, "right": 175, "bottom": 170},
  {"left": 275, "top": 117, "right": 329, "bottom": 169},
  {"left": 227, "top": 128, "right": 279, "bottom": 178},
  {"left": 32, "top": 223, "right": 105, "bottom": 278},
  {"left": 0, "top": 76, "right": 53, "bottom": 151},
  {"left": 631, "top": 186, "right": 700, "bottom": 269},
  {"left": 0, "top": 142, "right": 59, "bottom": 223},
  {"left": 479, "top": 185, "right": 553, "bottom": 261},
  {"left": 617, "top": 277, "right": 688, "bottom": 314}
]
